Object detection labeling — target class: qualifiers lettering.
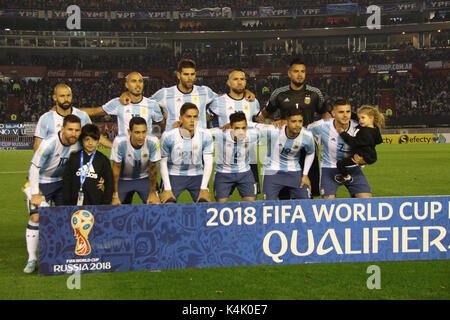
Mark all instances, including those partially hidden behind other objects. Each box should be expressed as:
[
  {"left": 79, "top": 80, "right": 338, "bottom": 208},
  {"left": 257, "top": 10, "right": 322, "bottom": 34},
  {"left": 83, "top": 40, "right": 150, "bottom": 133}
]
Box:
[{"left": 263, "top": 226, "right": 448, "bottom": 263}]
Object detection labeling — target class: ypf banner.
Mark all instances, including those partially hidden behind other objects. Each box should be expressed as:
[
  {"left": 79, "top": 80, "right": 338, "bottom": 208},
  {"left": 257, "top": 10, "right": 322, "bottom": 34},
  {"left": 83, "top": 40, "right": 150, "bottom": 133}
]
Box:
[{"left": 38, "top": 196, "right": 450, "bottom": 275}]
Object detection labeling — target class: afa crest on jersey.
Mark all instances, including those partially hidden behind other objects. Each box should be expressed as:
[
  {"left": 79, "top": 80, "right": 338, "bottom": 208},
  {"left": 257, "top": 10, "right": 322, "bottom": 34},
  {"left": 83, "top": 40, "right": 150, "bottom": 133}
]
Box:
[{"left": 304, "top": 95, "right": 311, "bottom": 105}]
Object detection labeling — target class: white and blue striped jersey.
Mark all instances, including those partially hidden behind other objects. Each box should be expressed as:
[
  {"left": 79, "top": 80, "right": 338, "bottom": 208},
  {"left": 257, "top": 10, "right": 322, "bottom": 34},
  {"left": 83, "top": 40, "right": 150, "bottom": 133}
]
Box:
[
  {"left": 34, "top": 108, "right": 91, "bottom": 139},
  {"left": 110, "top": 134, "right": 161, "bottom": 180},
  {"left": 152, "top": 85, "right": 218, "bottom": 130},
  {"left": 210, "top": 128, "right": 259, "bottom": 173},
  {"left": 160, "top": 127, "right": 214, "bottom": 176},
  {"left": 256, "top": 124, "right": 315, "bottom": 173},
  {"left": 208, "top": 94, "right": 260, "bottom": 128},
  {"left": 102, "top": 97, "right": 163, "bottom": 136},
  {"left": 30, "top": 132, "right": 82, "bottom": 183},
  {"left": 308, "top": 118, "right": 359, "bottom": 168}
]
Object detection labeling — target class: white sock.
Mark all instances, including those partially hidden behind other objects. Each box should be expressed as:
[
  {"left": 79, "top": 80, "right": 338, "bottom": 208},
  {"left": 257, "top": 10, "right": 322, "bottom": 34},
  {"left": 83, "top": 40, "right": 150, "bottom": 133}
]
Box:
[{"left": 26, "top": 221, "right": 39, "bottom": 262}]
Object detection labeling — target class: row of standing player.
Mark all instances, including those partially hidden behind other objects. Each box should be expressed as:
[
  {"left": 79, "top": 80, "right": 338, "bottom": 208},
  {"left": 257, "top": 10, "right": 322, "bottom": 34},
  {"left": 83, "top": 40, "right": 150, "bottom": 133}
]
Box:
[{"left": 22, "top": 58, "right": 383, "bottom": 273}]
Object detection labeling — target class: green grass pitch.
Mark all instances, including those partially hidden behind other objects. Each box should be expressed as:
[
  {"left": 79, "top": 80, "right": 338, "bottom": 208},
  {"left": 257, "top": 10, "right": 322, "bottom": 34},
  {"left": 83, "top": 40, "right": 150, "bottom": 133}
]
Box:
[{"left": 0, "top": 144, "right": 449, "bottom": 299}]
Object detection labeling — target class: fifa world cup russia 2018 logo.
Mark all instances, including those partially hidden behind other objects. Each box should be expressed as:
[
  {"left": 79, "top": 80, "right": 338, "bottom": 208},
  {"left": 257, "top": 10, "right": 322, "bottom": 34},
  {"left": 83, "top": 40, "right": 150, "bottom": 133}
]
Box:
[{"left": 71, "top": 210, "right": 94, "bottom": 256}]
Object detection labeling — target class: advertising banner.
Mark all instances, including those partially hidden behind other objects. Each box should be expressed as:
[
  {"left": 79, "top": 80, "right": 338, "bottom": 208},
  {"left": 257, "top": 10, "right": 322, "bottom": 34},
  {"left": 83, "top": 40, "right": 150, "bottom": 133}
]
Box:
[
  {"left": 38, "top": 196, "right": 450, "bottom": 275},
  {"left": 382, "top": 134, "right": 435, "bottom": 144},
  {"left": 0, "top": 140, "right": 33, "bottom": 150},
  {"left": 362, "top": 2, "right": 421, "bottom": 12},
  {"left": 425, "top": 1, "right": 450, "bottom": 9},
  {"left": 327, "top": 3, "right": 359, "bottom": 15},
  {"left": 0, "top": 123, "right": 28, "bottom": 135},
  {"left": 46, "top": 10, "right": 110, "bottom": 19},
  {"left": 112, "top": 11, "right": 170, "bottom": 20},
  {"left": 174, "top": 7, "right": 232, "bottom": 19},
  {"left": 368, "top": 63, "right": 413, "bottom": 73}
]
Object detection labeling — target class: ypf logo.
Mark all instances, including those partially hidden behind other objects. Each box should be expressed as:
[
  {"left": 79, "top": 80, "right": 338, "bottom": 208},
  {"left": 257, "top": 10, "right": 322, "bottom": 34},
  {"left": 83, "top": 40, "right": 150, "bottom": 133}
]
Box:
[
  {"left": 71, "top": 210, "right": 94, "bottom": 256},
  {"left": 398, "top": 135, "right": 409, "bottom": 144}
]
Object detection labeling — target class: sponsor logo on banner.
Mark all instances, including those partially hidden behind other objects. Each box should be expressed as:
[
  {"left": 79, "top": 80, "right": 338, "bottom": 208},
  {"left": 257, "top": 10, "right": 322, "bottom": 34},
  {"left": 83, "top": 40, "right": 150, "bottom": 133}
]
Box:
[
  {"left": 71, "top": 210, "right": 94, "bottom": 256},
  {"left": 382, "top": 134, "right": 435, "bottom": 144},
  {"left": 433, "top": 133, "right": 448, "bottom": 143}
]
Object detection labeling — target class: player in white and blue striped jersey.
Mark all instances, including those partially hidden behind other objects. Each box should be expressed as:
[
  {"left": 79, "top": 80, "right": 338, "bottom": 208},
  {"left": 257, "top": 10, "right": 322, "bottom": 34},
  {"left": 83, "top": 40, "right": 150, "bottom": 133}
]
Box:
[
  {"left": 257, "top": 109, "right": 315, "bottom": 200},
  {"left": 79, "top": 72, "right": 164, "bottom": 137},
  {"left": 208, "top": 69, "right": 261, "bottom": 128},
  {"left": 159, "top": 103, "right": 214, "bottom": 203},
  {"left": 110, "top": 117, "right": 161, "bottom": 205},
  {"left": 208, "top": 69, "right": 262, "bottom": 194},
  {"left": 307, "top": 98, "right": 372, "bottom": 199},
  {"left": 33, "top": 84, "right": 94, "bottom": 151},
  {"left": 151, "top": 59, "right": 218, "bottom": 131},
  {"left": 24, "top": 115, "right": 82, "bottom": 273},
  {"left": 210, "top": 112, "right": 259, "bottom": 202}
]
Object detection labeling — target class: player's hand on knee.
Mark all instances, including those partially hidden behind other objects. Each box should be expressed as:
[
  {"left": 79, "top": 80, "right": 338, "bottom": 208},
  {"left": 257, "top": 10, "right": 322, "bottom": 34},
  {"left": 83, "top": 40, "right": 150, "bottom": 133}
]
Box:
[
  {"left": 119, "top": 91, "right": 132, "bottom": 105},
  {"left": 197, "top": 189, "right": 211, "bottom": 203},
  {"left": 160, "top": 190, "right": 176, "bottom": 204},
  {"left": 31, "top": 194, "right": 45, "bottom": 208},
  {"left": 146, "top": 192, "right": 161, "bottom": 204},
  {"left": 300, "top": 175, "right": 311, "bottom": 191}
]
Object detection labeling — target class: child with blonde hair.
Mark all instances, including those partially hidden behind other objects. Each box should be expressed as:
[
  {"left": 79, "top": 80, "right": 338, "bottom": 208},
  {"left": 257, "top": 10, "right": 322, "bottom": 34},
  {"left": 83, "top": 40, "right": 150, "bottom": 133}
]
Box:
[{"left": 335, "top": 105, "right": 384, "bottom": 183}]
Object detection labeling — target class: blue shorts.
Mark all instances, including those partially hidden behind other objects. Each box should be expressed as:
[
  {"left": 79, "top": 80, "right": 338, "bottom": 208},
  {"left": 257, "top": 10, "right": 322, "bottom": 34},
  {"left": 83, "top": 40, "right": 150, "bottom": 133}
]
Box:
[
  {"left": 118, "top": 178, "right": 150, "bottom": 204},
  {"left": 263, "top": 170, "right": 310, "bottom": 200},
  {"left": 29, "top": 181, "right": 63, "bottom": 215},
  {"left": 320, "top": 167, "right": 372, "bottom": 197},
  {"left": 169, "top": 175, "right": 203, "bottom": 202},
  {"left": 214, "top": 170, "right": 256, "bottom": 200}
]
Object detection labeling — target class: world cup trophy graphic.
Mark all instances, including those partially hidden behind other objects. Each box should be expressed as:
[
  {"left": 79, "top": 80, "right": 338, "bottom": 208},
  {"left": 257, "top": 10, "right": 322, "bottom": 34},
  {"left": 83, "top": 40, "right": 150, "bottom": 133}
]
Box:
[{"left": 71, "top": 210, "right": 94, "bottom": 256}]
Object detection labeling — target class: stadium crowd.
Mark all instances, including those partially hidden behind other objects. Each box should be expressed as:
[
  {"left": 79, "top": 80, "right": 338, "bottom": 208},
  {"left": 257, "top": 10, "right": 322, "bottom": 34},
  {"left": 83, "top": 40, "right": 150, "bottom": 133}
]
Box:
[
  {"left": 1, "top": 36, "right": 449, "bottom": 124},
  {"left": 3, "top": 64, "right": 448, "bottom": 124},
  {"left": 2, "top": 45, "right": 449, "bottom": 70}
]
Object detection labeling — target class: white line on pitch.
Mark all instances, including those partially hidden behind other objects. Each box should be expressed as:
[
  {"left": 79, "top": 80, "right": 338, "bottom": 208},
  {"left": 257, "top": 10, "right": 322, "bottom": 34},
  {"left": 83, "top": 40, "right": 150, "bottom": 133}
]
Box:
[{"left": 0, "top": 171, "right": 27, "bottom": 174}]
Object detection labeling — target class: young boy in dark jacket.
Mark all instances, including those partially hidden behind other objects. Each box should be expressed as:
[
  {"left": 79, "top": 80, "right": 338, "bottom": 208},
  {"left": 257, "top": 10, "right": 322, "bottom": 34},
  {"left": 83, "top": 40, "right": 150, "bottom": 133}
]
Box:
[{"left": 63, "top": 124, "right": 113, "bottom": 205}]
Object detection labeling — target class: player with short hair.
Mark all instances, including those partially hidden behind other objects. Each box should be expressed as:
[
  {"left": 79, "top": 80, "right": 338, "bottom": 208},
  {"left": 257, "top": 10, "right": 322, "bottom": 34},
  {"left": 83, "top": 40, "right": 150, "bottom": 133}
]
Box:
[
  {"left": 80, "top": 72, "right": 164, "bottom": 136},
  {"left": 307, "top": 97, "right": 372, "bottom": 199},
  {"left": 208, "top": 69, "right": 261, "bottom": 128},
  {"left": 23, "top": 114, "right": 82, "bottom": 273},
  {"left": 128, "top": 59, "right": 256, "bottom": 132},
  {"left": 208, "top": 69, "right": 262, "bottom": 194},
  {"left": 258, "top": 109, "right": 315, "bottom": 200},
  {"left": 110, "top": 117, "right": 161, "bottom": 205},
  {"left": 150, "top": 59, "right": 218, "bottom": 131},
  {"left": 33, "top": 83, "right": 109, "bottom": 151},
  {"left": 159, "top": 103, "right": 214, "bottom": 203},
  {"left": 257, "top": 58, "right": 330, "bottom": 198},
  {"left": 210, "top": 111, "right": 259, "bottom": 202}
]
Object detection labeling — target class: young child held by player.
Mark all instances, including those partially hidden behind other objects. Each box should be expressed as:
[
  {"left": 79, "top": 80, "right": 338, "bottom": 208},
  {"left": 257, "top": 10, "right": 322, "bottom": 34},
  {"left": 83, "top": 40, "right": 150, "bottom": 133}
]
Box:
[{"left": 334, "top": 105, "right": 384, "bottom": 184}]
